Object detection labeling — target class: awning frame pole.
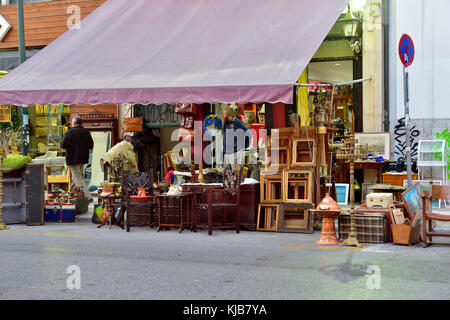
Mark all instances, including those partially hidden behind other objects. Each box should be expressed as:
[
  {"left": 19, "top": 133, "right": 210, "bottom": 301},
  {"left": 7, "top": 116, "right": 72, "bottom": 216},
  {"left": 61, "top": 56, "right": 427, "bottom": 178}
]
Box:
[{"left": 294, "top": 77, "right": 372, "bottom": 88}]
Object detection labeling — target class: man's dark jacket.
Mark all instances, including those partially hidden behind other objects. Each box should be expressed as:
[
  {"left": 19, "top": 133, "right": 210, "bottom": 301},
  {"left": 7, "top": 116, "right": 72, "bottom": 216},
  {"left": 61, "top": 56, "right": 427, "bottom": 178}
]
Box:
[{"left": 60, "top": 125, "right": 94, "bottom": 165}]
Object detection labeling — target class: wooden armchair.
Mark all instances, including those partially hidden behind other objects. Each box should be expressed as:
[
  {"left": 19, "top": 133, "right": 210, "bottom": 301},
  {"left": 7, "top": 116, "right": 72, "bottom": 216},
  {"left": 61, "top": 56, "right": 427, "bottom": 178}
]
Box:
[
  {"left": 422, "top": 183, "right": 450, "bottom": 247},
  {"left": 203, "top": 168, "right": 242, "bottom": 236},
  {"left": 121, "top": 171, "right": 156, "bottom": 232}
]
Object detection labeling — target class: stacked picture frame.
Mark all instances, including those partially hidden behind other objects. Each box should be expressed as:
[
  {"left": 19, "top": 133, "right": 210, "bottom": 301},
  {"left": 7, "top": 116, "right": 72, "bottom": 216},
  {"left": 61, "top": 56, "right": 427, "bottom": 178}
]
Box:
[{"left": 258, "top": 128, "right": 317, "bottom": 233}]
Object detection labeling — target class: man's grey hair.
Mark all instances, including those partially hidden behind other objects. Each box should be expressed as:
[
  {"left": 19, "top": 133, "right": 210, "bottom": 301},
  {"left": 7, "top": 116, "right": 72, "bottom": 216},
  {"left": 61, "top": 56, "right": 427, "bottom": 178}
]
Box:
[{"left": 73, "top": 116, "right": 83, "bottom": 125}]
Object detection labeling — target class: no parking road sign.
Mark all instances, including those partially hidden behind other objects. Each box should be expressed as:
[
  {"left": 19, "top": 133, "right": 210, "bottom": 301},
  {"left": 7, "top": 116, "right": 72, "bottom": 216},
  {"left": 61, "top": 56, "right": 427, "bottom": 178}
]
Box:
[
  {"left": 399, "top": 34, "right": 415, "bottom": 67},
  {"left": 399, "top": 33, "right": 415, "bottom": 187}
]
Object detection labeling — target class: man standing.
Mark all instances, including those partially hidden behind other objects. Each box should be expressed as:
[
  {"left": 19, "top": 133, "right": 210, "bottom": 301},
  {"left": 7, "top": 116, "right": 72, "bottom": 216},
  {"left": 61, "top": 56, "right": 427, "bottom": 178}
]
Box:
[
  {"left": 222, "top": 105, "right": 250, "bottom": 169},
  {"left": 61, "top": 116, "right": 94, "bottom": 202}
]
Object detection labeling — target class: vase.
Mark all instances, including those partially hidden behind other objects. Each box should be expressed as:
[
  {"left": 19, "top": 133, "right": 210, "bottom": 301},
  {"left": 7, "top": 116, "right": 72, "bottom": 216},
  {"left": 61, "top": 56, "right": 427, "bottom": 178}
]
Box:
[
  {"left": 314, "top": 193, "right": 341, "bottom": 245},
  {"left": 198, "top": 163, "right": 205, "bottom": 183},
  {"left": 137, "top": 188, "right": 147, "bottom": 197}
]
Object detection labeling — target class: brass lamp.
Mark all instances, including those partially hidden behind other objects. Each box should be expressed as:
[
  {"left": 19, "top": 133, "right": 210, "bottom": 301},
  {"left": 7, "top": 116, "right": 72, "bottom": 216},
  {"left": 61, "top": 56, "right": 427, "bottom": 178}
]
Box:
[{"left": 341, "top": 4, "right": 362, "bottom": 38}]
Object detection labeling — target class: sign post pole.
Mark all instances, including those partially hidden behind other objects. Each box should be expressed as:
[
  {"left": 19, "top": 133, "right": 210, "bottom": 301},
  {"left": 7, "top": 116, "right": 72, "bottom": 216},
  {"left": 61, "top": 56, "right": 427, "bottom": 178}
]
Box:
[
  {"left": 403, "top": 66, "right": 412, "bottom": 187},
  {"left": 399, "top": 34, "right": 415, "bottom": 187}
]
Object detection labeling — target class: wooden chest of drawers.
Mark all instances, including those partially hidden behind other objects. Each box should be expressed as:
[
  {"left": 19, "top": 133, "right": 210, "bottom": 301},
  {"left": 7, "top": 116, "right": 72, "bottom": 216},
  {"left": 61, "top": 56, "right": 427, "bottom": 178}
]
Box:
[{"left": 382, "top": 173, "right": 418, "bottom": 186}]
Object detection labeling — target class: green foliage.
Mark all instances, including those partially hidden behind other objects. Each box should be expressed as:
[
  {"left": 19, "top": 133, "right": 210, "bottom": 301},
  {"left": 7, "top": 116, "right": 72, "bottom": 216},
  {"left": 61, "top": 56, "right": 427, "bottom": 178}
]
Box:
[
  {"left": 1, "top": 154, "right": 32, "bottom": 173},
  {"left": 435, "top": 128, "right": 450, "bottom": 179}
]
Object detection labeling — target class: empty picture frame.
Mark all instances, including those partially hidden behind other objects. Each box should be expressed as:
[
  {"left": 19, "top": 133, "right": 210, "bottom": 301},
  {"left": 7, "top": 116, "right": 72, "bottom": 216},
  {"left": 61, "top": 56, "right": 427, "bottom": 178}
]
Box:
[
  {"left": 291, "top": 138, "right": 315, "bottom": 167},
  {"left": 393, "top": 210, "right": 406, "bottom": 224},
  {"left": 265, "top": 146, "right": 290, "bottom": 170},
  {"left": 355, "top": 132, "right": 391, "bottom": 160},
  {"left": 277, "top": 205, "right": 314, "bottom": 233},
  {"left": 260, "top": 172, "right": 283, "bottom": 203},
  {"left": 403, "top": 180, "right": 441, "bottom": 208},
  {"left": 257, "top": 204, "right": 280, "bottom": 232},
  {"left": 335, "top": 183, "right": 350, "bottom": 205},
  {"left": 282, "top": 169, "right": 313, "bottom": 203}
]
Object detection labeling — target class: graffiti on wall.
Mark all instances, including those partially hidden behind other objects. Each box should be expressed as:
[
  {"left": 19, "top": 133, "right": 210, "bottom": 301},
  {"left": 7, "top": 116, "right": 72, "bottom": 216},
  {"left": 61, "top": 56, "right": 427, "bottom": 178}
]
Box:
[
  {"left": 139, "top": 103, "right": 183, "bottom": 125},
  {"left": 393, "top": 117, "right": 420, "bottom": 158}
]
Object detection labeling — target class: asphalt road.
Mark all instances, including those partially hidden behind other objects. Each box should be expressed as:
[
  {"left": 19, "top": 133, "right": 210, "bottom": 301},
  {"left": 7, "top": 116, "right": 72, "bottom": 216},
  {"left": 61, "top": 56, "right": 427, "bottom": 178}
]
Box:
[{"left": 1, "top": 212, "right": 450, "bottom": 300}]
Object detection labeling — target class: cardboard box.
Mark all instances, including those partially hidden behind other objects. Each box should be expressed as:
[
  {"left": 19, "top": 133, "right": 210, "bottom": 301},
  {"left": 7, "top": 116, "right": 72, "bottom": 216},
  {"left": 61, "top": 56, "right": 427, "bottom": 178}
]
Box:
[{"left": 366, "top": 193, "right": 393, "bottom": 209}]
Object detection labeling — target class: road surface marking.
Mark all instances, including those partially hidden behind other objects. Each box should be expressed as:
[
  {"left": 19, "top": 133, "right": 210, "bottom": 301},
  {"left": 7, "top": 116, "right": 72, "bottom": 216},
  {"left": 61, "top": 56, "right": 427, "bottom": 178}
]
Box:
[
  {"left": 284, "top": 244, "right": 371, "bottom": 251},
  {"left": 0, "top": 231, "right": 90, "bottom": 238}
]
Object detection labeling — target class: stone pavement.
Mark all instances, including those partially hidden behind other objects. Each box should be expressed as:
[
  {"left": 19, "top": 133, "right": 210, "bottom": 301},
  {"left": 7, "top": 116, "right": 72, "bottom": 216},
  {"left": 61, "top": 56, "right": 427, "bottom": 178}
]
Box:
[{"left": 1, "top": 202, "right": 450, "bottom": 300}]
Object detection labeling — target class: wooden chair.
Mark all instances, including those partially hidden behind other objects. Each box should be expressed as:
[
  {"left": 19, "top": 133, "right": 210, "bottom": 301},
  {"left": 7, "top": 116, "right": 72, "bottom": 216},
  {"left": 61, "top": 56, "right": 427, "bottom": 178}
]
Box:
[
  {"left": 121, "top": 171, "right": 156, "bottom": 232},
  {"left": 202, "top": 168, "right": 242, "bottom": 236},
  {"left": 422, "top": 183, "right": 450, "bottom": 247}
]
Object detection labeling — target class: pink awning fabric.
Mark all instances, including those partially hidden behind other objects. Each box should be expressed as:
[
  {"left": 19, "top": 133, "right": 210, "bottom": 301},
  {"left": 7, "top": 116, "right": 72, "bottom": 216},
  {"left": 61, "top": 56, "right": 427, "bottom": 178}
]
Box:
[{"left": 0, "top": 0, "right": 348, "bottom": 105}]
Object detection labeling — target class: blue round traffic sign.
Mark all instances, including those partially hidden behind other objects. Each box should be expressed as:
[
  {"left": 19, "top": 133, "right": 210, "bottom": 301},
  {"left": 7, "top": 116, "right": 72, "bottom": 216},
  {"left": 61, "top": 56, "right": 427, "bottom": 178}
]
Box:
[{"left": 399, "top": 34, "right": 415, "bottom": 67}]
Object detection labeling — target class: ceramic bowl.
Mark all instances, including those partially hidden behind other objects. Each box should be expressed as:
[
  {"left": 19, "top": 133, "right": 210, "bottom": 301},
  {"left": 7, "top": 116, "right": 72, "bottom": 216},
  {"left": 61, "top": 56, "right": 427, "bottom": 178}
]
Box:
[{"left": 130, "top": 195, "right": 153, "bottom": 203}]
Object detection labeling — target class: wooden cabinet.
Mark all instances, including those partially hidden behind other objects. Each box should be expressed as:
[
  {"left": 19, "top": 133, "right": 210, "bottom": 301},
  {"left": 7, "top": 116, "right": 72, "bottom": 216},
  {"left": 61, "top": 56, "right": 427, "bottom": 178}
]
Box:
[
  {"left": 382, "top": 173, "right": 418, "bottom": 187},
  {"left": 182, "top": 183, "right": 259, "bottom": 231}
]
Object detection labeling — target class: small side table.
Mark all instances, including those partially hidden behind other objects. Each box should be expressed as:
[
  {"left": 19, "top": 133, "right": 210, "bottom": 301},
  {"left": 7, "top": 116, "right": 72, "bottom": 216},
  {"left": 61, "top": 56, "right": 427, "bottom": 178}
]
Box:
[
  {"left": 99, "top": 194, "right": 122, "bottom": 229},
  {"left": 156, "top": 192, "right": 193, "bottom": 233}
]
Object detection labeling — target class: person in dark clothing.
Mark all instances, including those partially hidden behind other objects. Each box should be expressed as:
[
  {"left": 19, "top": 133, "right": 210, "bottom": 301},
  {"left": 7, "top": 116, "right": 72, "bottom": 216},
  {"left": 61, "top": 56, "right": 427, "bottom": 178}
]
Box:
[
  {"left": 60, "top": 116, "right": 94, "bottom": 201},
  {"left": 222, "top": 105, "right": 250, "bottom": 169}
]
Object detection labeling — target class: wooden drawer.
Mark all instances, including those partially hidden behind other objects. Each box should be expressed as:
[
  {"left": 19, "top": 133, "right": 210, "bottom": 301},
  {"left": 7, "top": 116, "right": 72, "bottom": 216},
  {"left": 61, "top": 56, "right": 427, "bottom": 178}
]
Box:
[{"left": 382, "top": 173, "right": 418, "bottom": 186}]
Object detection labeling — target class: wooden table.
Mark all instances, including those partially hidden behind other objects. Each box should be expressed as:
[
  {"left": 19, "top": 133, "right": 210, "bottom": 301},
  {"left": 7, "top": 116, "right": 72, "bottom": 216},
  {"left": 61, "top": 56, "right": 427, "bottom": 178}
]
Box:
[
  {"left": 156, "top": 192, "right": 193, "bottom": 233},
  {"left": 100, "top": 194, "right": 122, "bottom": 229}
]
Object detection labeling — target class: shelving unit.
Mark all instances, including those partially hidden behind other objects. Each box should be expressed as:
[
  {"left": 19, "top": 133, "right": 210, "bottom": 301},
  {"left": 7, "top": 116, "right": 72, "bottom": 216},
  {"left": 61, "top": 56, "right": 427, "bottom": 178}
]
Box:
[
  {"left": 417, "top": 140, "right": 448, "bottom": 185},
  {"left": 31, "top": 104, "right": 70, "bottom": 154}
]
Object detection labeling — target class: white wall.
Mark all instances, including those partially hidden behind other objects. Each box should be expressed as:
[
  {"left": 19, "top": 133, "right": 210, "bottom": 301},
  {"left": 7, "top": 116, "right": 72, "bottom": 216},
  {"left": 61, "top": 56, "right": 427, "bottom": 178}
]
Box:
[{"left": 391, "top": 0, "right": 450, "bottom": 121}]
